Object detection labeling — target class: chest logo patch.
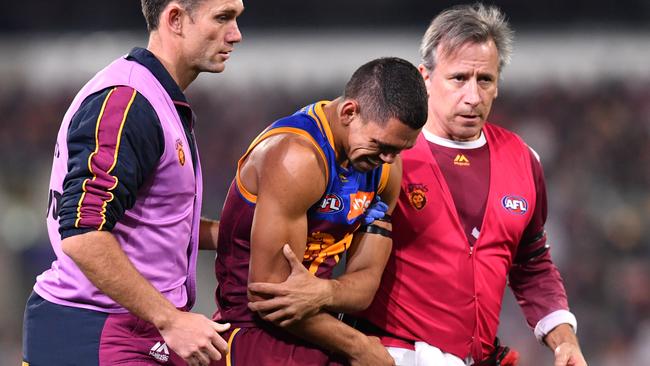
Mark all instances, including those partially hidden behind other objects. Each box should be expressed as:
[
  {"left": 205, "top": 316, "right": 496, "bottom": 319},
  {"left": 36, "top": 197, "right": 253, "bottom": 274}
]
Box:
[
  {"left": 318, "top": 194, "right": 344, "bottom": 213},
  {"left": 407, "top": 184, "right": 428, "bottom": 210},
  {"left": 501, "top": 195, "right": 528, "bottom": 215},
  {"left": 453, "top": 154, "right": 470, "bottom": 166},
  {"left": 347, "top": 191, "right": 375, "bottom": 221},
  {"left": 175, "top": 139, "right": 186, "bottom": 166}
]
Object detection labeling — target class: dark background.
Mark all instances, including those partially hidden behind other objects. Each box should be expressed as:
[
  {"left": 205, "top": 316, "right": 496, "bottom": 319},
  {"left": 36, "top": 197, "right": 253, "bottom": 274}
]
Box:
[
  {"left": 3, "top": 0, "right": 650, "bottom": 33},
  {"left": 1, "top": 1, "right": 649, "bottom": 365}
]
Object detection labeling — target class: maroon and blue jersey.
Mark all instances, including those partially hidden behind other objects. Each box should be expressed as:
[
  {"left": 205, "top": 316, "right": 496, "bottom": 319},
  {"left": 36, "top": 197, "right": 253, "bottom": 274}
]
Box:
[{"left": 214, "top": 101, "right": 390, "bottom": 326}]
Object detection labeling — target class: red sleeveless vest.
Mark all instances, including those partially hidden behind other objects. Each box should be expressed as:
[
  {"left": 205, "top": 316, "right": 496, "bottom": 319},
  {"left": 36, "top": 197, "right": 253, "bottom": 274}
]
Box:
[{"left": 363, "top": 123, "right": 536, "bottom": 361}]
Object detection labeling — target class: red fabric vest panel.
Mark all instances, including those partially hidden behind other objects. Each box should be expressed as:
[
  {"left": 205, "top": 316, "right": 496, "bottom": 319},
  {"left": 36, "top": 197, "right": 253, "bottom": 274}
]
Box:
[{"left": 362, "top": 123, "right": 536, "bottom": 361}]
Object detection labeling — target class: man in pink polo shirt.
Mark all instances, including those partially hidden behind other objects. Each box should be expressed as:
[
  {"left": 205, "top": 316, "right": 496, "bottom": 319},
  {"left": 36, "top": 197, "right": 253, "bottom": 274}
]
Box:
[{"left": 23, "top": 1, "right": 243, "bottom": 365}]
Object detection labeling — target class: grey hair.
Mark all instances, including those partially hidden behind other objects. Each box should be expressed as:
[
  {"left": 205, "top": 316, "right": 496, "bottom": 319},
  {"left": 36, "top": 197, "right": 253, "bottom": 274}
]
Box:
[{"left": 419, "top": 3, "right": 514, "bottom": 73}]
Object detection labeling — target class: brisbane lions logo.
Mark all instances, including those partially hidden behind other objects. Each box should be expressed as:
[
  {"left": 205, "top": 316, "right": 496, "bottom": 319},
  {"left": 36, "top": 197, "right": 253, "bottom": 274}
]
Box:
[
  {"left": 501, "top": 195, "right": 528, "bottom": 215},
  {"left": 175, "top": 139, "right": 185, "bottom": 166},
  {"left": 407, "top": 184, "right": 428, "bottom": 210}
]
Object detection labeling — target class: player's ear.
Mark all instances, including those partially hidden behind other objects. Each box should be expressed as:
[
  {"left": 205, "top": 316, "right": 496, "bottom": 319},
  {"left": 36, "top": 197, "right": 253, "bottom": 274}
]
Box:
[
  {"left": 339, "top": 99, "right": 359, "bottom": 127},
  {"left": 418, "top": 64, "right": 430, "bottom": 83},
  {"left": 162, "top": 3, "right": 185, "bottom": 35}
]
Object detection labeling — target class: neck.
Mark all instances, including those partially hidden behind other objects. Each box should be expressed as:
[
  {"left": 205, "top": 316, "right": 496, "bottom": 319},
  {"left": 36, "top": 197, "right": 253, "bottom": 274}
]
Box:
[
  {"left": 423, "top": 120, "right": 482, "bottom": 142},
  {"left": 322, "top": 98, "right": 348, "bottom": 165},
  {"left": 147, "top": 34, "right": 196, "bottom": 91}
]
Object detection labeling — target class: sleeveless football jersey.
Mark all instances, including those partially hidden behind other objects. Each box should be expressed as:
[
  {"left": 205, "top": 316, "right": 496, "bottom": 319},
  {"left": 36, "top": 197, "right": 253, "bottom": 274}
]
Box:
[{"left": 214, "top": 101, "right": 390, "bottom": 326}]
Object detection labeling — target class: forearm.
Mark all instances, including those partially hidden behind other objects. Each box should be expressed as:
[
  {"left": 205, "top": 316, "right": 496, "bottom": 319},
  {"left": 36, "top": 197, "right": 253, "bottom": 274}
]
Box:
[
  {"left": 284, "top": 312, "right": 368, "bottom": 359},
  {"left": 62, "top": 231, "right": 178, "bottom": 328},
  {"left": 325, "top": 263, "right": 386, "bottom": 313},
  {"left": 324, "top": 230, "right": 392, "bottom": 313},
  {"left": 199, "top": 217, "right": 219, "bottom": 250}
]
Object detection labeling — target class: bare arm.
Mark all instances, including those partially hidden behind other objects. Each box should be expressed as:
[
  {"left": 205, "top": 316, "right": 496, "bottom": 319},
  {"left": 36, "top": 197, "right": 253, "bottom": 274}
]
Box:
[
  {"left": 324, "top": 158, "right": 401, "bottom": 312},
  {"left": 62, "top": 231, "right": 229, "bottom": 364},
  {"left": 285, "top": 312, "right": 394, "bottom": 366},
  {"left": 241, "top": 134, "right": 393, "bottom": 365},
  {"left": 199, "top": 217, "right": 219, "bottom": 250},
  {"left": 248, "top": 159, "right": 402, "bottom": 319},
  {"left": 244, "top": 134, "right": 327, "bottom": 290}
]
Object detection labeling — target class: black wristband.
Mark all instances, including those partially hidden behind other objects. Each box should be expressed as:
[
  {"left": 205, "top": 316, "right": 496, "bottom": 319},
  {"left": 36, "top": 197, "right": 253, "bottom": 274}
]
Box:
[{"left": 359, "top": 224, "right": 392, "bottom": 238}]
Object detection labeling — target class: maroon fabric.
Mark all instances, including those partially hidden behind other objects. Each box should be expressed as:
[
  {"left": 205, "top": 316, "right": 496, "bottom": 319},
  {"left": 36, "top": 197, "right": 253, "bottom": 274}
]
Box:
[
  {"left": 361, "top": 124, "right": 572, "bottom": 361},
  {"left": 509, "top": 150, "right": 569, "bottom": 328},
  {"left": 213, "top": 182, "right": 258, "bottom": 326},
  {"left": 430, "top": 139, "right": 568, "bottom": 329},
  {"left": 213, "top": 181, "right": 348, "bottom": 326},
  {"left": 212, "top": 326, "right": 346, "bottom": 366},
  {"left": 75, "top": 86, "right": 136, "bottom": 230},
  {"left": 99, "top": 312, "right": 185, "bottom": 365},
  {"left": 428, "top": 142, "right": 490, "bottom": 246}
]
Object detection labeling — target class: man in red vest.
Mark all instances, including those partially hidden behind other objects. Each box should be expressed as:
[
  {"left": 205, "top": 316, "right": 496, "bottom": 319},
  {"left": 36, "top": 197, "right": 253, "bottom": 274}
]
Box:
[
  {"left": 247, "top": 3, "right": 589, "bottom": 366},
  {"left": 356, "top": 3, "right": 588, "bottom": 366}
]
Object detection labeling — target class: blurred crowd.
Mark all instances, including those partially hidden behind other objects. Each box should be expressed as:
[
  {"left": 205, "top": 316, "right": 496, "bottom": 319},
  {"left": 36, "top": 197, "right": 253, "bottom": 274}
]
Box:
[{"left": 0, "top": 78, "right": 648, "bottom": 365}]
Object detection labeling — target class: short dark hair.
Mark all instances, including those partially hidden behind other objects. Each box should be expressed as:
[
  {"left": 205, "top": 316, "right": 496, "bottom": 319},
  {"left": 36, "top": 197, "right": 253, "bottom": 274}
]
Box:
[
  {"left": 343, "top": 57, "right": 428, "bottom": 130},
  {"left": 141, "top": 0, "right": 203, "bottom": 32}
]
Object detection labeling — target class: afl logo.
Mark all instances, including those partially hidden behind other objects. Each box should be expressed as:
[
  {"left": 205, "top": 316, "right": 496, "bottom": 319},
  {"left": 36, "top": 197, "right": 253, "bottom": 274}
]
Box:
[
  {"left": 318, "top": 194, "right": 343, "bottom": 213},
  {"left": 501, "top": 195, "right": 528, "bottom": 215}
]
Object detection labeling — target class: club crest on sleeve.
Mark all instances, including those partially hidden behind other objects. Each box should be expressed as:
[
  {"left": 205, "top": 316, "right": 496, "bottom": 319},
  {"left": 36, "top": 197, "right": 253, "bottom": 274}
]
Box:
[
  {"left": 408, "top": 183, "right": 428, "bottom": 210},
  {"left": 501, "top": 195, "right": 528, "bottom": 215},
  {"left": 318, "top": 194, "right": 344, "bottom": 213},
  {"left": 175, "top": 139, "right": 185, "bottom": 166}
]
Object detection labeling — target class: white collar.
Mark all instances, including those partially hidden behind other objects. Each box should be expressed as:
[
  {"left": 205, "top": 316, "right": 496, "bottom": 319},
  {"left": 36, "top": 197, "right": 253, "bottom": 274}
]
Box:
[{"left": 422, "top": 128, "right": 487, "bottom": 149}]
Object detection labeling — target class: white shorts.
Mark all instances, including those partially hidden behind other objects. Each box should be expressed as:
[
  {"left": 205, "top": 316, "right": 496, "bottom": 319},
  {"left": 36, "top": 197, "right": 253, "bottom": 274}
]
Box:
[{"left": 387, "top": 342, "right": 470, "bottom": 366}]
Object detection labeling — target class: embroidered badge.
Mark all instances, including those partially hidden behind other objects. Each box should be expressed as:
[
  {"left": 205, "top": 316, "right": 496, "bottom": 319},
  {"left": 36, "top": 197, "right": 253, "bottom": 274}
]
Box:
[
  {"left": 175, "top": 139, "right": 185, "bottom": 166},
  {"left": 407, "top": 184, "right": 428, "bottom": 210},
  {"left": 501, "top": 195, "right": 528, "bottom": 215}
]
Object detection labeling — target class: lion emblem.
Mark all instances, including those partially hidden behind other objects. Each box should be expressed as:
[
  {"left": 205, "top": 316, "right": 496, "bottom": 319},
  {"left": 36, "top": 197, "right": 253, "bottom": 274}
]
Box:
[
  {"left": 175, "top": 139, "right": 185, "bottom": 166},
  {"left": 407, "top": 184, "right": 428, "bottom": 210}
]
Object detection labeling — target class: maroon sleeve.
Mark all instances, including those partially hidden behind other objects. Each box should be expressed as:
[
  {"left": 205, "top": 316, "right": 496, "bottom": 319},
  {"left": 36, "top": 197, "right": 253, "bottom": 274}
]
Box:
[{"left": 508, "top": 148, "right": 569, "bottom": 328}]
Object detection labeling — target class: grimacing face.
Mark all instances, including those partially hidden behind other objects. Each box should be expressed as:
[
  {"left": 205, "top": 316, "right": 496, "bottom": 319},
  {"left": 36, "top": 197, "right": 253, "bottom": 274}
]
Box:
[
  {"left": 346, "top": 116, "right": 419, "bottom": 172},
  {"left": 182, "top": 0, "right": 244, "bottom": 74},
  {"left": 419, "top": 39, "right": 499, "bottom": 141}
]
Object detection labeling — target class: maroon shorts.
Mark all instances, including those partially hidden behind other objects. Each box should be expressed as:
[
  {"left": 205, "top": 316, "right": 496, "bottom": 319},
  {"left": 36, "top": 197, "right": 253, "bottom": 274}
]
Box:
[
  {"left": 212, "top": 325, "right": 346, "bottom": 366},
  {"left": 23, "top": 292, "right": 186, "bottom": 365}
]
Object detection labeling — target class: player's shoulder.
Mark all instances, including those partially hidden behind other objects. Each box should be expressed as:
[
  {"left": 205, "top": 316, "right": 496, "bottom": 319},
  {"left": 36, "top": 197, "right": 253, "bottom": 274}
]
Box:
[
  {"left": 255, "top": 132, "right": 323, "bottom": 167},
  {"left": 249, "top": 132, "right": 328, "bottom": 202},
  {"left": 270, "top": 111, "right": 321, "bottom": 134}
]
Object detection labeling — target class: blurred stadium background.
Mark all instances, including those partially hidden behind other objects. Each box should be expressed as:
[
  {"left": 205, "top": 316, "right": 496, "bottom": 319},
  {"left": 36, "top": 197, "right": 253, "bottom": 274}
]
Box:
[{"left": 1, "top": 1, "right": 649, "bottom": 365}]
